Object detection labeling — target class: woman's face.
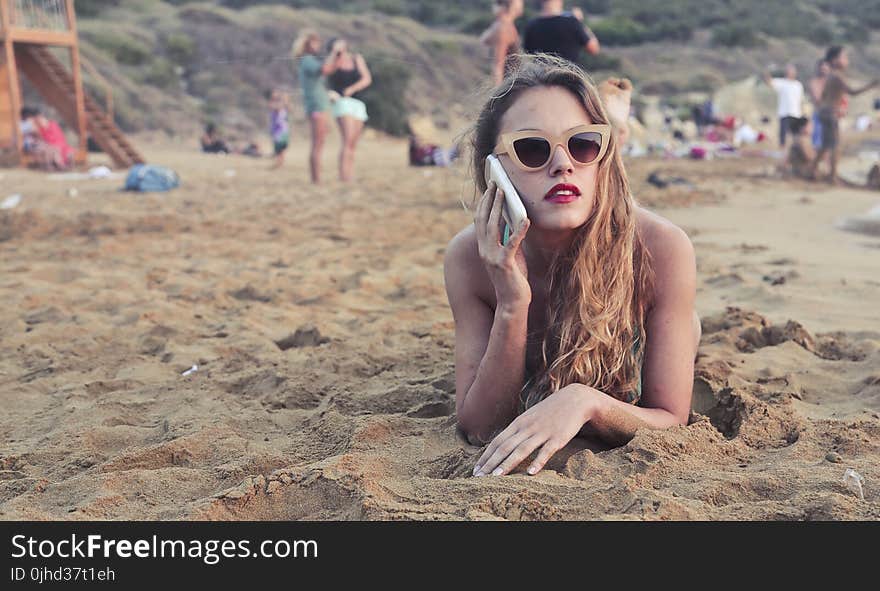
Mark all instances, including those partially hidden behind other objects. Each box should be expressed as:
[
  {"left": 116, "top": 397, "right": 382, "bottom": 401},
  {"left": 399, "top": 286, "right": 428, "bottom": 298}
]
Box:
[
  {"left": 495, "top": 85, "right": 602, "bottom": 233},
  {"left": 307, "top": 36, "right": 321, "bottom": 54}
]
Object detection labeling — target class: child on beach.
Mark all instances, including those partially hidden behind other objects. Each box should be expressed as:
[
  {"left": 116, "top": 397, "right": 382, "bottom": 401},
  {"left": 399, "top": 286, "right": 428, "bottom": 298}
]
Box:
[
  {"left": 444, "top": 54, "right": 700, "bottom": 477},
  {"left": 268, "top": 89, "right": 291, "bottom": 170}
]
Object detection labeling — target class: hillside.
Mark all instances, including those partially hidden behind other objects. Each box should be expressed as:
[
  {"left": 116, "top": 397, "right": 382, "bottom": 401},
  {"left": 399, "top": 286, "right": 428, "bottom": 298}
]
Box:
[{"left": 65, "top": 1, "right": 490, "bottom": 140}]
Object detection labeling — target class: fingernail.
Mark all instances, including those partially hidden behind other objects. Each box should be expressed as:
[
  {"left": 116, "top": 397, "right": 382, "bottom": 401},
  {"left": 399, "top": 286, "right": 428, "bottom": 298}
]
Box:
[
  {"left": 491, "top": 467, "right": 503, "bottom": 476},
  {"left": 474, "top": 471, "right": 485, "bottom": 478},
  {"left": 527, "top": 466, "right": 538, "bottom": 475}
]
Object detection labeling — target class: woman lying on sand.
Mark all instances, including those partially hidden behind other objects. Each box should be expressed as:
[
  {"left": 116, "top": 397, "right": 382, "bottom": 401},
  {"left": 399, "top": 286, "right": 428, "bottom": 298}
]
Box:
[{"left": 444, "top": 54, "right": 700, "bottom": 477}]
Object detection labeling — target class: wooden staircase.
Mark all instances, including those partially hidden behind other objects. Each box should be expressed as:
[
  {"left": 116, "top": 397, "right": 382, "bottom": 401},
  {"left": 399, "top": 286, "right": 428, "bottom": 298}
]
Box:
[{"left": 15, "top": 45, "right": 144, "bottom": 168}]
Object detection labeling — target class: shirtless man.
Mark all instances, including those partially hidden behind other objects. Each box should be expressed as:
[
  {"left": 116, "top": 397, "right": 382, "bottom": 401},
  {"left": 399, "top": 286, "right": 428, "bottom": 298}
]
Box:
[
  {"left": 808, "top": 46, "right": 879, "bottom": 184},
  {"left": 480, "top": 0, "right": 524, "bottom": 86}
]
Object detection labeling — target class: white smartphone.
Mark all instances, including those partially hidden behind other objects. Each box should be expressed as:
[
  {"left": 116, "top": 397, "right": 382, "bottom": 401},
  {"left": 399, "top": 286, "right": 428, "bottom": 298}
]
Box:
[{"left": 485, "top": 154, "right": 528, "bottom": 245}]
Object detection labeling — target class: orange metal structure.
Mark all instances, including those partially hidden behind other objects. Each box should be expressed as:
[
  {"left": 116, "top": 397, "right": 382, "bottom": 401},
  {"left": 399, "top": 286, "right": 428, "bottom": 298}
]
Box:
[{"left": 0, "top": 0, "right": 142, "bottom": 168}]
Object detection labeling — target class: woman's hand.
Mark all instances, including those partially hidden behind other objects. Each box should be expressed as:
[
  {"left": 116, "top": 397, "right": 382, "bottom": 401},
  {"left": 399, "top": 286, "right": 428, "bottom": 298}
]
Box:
[
  {"left": 327, "top": 90, "right": 341, "bottom": 103},
  {"left": 474, "top": 181, "right": 531, "bottom": 309},
  {"left": 473, "top": 384, "right": 598, "bottom": 477}
]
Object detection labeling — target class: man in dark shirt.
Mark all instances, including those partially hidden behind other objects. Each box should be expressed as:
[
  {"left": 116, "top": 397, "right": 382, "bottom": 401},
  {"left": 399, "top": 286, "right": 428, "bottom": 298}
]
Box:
[{"left": 523, "top": 0, "right": 600, "bottom": 64}]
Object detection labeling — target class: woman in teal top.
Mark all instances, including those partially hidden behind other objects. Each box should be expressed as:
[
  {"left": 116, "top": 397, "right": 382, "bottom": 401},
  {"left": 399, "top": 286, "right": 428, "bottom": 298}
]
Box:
[{"left": 293, "top": 30, "right": 332, "bottom": 184}]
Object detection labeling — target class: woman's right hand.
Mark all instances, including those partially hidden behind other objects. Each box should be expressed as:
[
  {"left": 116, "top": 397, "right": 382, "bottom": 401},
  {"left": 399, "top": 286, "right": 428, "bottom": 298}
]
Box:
[{"left": 474, "top": 181, "right": 531, "bottom": 309}]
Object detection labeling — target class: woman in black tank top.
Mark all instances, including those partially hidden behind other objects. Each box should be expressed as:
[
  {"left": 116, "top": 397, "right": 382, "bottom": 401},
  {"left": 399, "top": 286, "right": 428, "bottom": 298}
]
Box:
[
  {"left": 324, "top": 38, "right": 373, "bottom": 182},
  {"left": 328, "top": 67, "right": 364, "bottom": 99}
]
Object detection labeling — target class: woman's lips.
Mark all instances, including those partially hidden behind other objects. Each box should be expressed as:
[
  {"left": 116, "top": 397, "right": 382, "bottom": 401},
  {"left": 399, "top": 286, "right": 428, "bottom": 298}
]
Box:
[{"left": 544, "top": 183, "right": 581, "bottom": 203}]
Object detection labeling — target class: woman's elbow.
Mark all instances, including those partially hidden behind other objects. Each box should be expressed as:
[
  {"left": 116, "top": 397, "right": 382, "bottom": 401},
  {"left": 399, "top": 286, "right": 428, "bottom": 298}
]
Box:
[{"left": 455, "top": 408, "right": 492, "bottom": 446}]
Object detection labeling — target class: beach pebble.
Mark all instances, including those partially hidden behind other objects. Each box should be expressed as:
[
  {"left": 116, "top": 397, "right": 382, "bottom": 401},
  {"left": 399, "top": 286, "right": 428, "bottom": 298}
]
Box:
[
  {"left": 826, "top": 452, "right": 842, "bottom": 463},
  {"left": 67, "top": 188, "right": 78, "bottom": 198}
]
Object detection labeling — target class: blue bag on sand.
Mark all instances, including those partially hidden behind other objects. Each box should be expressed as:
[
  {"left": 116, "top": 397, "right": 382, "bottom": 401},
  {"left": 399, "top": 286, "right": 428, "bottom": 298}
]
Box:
[{"left": 124, "top": 164, "right": 180, "bottom": 192}]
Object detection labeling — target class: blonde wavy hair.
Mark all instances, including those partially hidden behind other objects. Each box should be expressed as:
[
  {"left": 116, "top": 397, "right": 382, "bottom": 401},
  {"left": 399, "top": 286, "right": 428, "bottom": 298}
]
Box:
[
  {"left": 469, "top": 53, "right": 654, "bottom": 409},
  {"left": 292, "top": 29, "right": 319, "bottom": 58}
]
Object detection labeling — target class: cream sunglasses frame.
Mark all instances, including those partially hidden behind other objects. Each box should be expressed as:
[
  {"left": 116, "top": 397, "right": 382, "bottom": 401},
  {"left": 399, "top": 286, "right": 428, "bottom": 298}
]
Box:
[{"left": 493, "top": 123, "right": 612, "bottom": 171}]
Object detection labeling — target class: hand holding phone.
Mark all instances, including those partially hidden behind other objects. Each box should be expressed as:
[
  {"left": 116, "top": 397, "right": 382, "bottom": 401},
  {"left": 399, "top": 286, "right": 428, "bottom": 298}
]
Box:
[{"left": 485, "top": 155, "right": 528, "bottom": 246}]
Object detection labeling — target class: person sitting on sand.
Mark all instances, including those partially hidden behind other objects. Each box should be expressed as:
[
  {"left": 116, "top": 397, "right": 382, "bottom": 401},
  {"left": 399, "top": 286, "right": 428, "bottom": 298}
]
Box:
[
  {"left": 480, "top": 0, "right": 524, "bottom": 86},
  {"left": 408, "top": 134, "right": 459, "bottom": 167},
  {"left": 807, "top": 46, "right": 880, "bottom": 184},
  {"left": 783, "top": 116, "right": 814, "bottom": 179},
  {"left": 444, "top": 54, "right": 700, "bottom": 477},
  {"left": 201, "top": 123, "right": 231, "bottom": 154},
  {"left": 523, "top": 0, "right": 600, "bottom": 65},
  {"left": 19, "top": 106, "right": 70, "bottom": 171},
  {"left": 597, "top": 77, "right": 633, "bottom": 146}
]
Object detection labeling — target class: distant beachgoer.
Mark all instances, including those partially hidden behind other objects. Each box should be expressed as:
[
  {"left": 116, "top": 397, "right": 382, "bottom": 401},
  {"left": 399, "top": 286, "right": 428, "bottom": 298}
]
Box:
[
  {"left": 408, "top": 134, "right": 459, "bottom": 167},
  {"left": 784, "top": 116, "right": 814, "bottom": 179},
  {"left": 480, "top": 0, "right": 524, "bottom": 86},
  {"left": 444, "top": 54, "right": 699, "bottom": 474},
  {"left": 267, "top": 89, "right": 291, "bottom": 170},
  {"left": 324, "top": 38, "right": 372, "bottom": 182},
  {"left": 293, "top": 30, "right": 332, "bottom": 184},
  {"left": 762, "top": 64, "right": 804, "bottom": 148},
  {"left": 597, "top": 77, "right": 633, "bottom": 146},
  {"left": 808, "top": 59, "right": 830, "bottom": 149},
  {"left": 201, "top": 123, "right": 231, "bottom": 154},
  {"left": 20, "top": 107, "right": 71, "bottom": 171},
  {"left": 808, "top": 46, "right": 880, "bottom": 184},
  {"left": 523, "top": 0, "right": 600, "bottom": 65}
]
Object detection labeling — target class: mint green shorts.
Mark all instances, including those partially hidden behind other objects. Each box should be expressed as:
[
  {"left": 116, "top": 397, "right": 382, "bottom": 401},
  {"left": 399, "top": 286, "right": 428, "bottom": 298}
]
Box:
[{"left": 332, "top": 97, "right": 368, "bottom": 122}]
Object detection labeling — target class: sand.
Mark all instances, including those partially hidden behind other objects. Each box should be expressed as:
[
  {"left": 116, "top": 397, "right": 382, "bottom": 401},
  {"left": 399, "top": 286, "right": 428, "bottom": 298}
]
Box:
[{"left": 1, "top": 133, "right": 879, "bottom": 521}]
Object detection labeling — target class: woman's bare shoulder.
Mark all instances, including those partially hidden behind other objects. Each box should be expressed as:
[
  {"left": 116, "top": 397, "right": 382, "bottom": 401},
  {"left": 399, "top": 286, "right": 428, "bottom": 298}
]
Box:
[
  {"left": 444, "top": 225, "right": 493, "bottom": 301},
  {"left": 635, "top": 206, "right": 693, "bottom": 257},
  {"left": 635, "top": 206, "right": 696, "bottom": 294}
]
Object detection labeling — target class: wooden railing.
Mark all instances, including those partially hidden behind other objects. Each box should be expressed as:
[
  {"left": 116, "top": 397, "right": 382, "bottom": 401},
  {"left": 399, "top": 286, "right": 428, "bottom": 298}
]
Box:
[{"left": 8, "top": 0, "right": 70, "bottom": 31}]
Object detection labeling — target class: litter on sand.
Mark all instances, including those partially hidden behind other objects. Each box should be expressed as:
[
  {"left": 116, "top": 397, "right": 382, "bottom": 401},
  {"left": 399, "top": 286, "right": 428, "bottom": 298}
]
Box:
[
  {"left": 181, "top": 365, "right": 198, "bottom": 377},
  {"left": 1, "top": 194, "right": 22, "bottom": 209},
  {"left": 843, "top": 468, "right": 865, "bottom": 500}
]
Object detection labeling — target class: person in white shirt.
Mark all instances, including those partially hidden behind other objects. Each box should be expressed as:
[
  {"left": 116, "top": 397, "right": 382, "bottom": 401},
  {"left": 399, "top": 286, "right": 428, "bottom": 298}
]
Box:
[{"left": 762, "top": 64, "right": 804, "bottom": 148}]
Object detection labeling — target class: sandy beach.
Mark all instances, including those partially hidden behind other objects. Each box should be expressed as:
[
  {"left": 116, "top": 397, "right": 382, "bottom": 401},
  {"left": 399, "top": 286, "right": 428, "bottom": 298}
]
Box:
[{"left": 1, "top": 133, "right": 878, "bottom": 520}]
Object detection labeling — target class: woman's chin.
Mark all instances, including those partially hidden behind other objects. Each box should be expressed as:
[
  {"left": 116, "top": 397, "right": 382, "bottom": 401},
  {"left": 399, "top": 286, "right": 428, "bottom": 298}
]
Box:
[{"left": 530, "top": 212, "right": 590, "bottom": 232}]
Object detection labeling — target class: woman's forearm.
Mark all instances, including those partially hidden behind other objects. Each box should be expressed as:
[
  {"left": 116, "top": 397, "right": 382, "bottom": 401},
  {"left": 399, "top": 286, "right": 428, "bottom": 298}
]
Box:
[
  {"left": 458, "top": 303, "right": 530, "bottom": 442},
  {"left": 582, "top": 385, "right": 684, "bottom": 447},
  {"left": 344, "top": 79, "right": 371, "bottom": 96}
]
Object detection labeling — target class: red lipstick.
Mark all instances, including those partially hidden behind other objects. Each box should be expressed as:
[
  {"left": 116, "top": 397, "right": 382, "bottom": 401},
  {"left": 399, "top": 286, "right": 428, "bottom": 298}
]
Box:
[{"left": 544, "top": 183, "right": 581, "bottom": 203}]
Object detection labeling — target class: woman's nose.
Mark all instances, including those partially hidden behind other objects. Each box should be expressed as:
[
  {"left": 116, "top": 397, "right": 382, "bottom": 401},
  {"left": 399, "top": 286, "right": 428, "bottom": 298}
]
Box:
[{"left": 548, "top": 144, "right": 574, "bottom": 176}]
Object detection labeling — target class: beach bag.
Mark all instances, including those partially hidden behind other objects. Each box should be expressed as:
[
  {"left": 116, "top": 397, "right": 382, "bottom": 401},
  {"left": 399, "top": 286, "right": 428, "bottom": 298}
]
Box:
[{"left": 124, "top": 164, "right": 180, "bottom": 192}]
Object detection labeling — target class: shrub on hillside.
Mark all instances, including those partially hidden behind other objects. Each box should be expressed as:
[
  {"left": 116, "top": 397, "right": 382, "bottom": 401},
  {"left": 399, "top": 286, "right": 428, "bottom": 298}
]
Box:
[
  {"left": 84, "top": 30, "right": 152, "bottom": 66},
  {"left": 358, "top": 53, "right": 411, "bottom": 136},
  {"left": 163, "top": 33, "right": 197, "bottom": 67},
  {"left": 590, "top": 17, "right": 648, "bottom": 46},
  {"left": 711, "top": 24, "right": 765, "bottom": 48}
]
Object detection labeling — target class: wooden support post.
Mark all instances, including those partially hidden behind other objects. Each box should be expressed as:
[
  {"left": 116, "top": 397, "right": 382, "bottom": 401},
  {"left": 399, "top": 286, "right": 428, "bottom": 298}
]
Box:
[{"left": 1, "top": 0, "right": 24, "bottom": 164}]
